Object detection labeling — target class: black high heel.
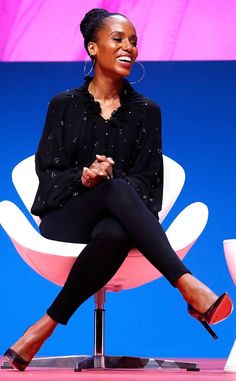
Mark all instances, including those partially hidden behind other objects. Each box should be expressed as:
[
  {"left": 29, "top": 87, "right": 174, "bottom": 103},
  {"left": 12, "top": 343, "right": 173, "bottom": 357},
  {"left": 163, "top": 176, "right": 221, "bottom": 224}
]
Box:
[
  {"left": 188, "top": 292, "right": 233, "bottom": 340},
  {"left": 4, "top": 348, "right": 30, "bottom": 371}
]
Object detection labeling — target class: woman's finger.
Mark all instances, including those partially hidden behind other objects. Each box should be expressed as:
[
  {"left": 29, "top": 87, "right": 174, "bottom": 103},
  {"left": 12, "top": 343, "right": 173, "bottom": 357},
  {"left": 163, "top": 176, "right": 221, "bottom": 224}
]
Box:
[
  {"left": 95, "top": 154, "right": 107, "bottom": 162},
  {"left": 83, "top": 167, "right": 97, "bottom": 179},
  {"left": 107, "top": 157, "right": 115, "bottom": 165}
]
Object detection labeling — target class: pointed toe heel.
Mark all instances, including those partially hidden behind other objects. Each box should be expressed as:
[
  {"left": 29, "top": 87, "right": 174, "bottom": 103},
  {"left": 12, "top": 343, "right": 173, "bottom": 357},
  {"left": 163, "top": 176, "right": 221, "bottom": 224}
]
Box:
[
  {"left": 188, "top": 292, "right": 233, "bottom": 339},
  {"left": 4, "top": 348, "right": 30, "bottom": 371}
]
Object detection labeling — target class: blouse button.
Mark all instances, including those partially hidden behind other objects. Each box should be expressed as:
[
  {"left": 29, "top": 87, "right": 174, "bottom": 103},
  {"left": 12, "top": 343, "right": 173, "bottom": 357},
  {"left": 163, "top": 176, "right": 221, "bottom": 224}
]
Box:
[
  {"left": 54, "top": 157, "right": 60, "bottom": 164},
  {"left": 54, "top": 184, "right": 58, "bottom": 189},
  {"left": 60, "top": 121, "right": 64, "bottom": 126},
  {"left": 83, "top": 116, "right": 87, "bottom": 121},
  {"left": 73, "top": 192, "right": 78, "bottom": 197},
  {"left": 51, "top": 171, "right": 57, "bottom": 178},
  {"left": 72, "top": 137, "right": 78, "bottom": 143},
  {"left": 143, "top": 195, "right": 147, "bottom": 199},
  {"left": 48, "top": 134, "right": 53, "bottom": 141},
  {"left": 94, "top": 141, "right": 99, "bottom": 148},
  {"left": 105, "top": 132, "right": 108, "bottom": 136}
]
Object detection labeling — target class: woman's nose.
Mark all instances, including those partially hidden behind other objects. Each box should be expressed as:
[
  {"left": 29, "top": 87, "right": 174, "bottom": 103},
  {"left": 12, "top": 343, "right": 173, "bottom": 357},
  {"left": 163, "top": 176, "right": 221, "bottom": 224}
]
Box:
[{"left": 122, "top": 39, "right": 132, "bottom": 52}]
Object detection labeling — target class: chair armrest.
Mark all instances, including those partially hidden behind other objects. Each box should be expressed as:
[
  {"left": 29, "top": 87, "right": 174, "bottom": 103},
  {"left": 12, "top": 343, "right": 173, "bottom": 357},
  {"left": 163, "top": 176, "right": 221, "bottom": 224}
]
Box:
[{"left": 166, "top": 202, "right": 208, "bottom": 259}]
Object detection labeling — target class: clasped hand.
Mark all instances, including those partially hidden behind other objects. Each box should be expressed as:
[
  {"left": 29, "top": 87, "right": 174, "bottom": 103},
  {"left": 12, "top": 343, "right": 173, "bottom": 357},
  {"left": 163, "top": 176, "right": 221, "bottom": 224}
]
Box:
[{"left": 81, "top": 154, "right": 115, "bottom": 188}]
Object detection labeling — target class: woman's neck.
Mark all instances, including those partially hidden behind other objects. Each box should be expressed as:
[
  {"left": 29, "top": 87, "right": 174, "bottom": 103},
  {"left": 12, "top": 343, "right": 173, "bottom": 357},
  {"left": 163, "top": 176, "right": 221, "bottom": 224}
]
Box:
[{"left": 88, "top": 73, "right": 123, "bottom": 101}]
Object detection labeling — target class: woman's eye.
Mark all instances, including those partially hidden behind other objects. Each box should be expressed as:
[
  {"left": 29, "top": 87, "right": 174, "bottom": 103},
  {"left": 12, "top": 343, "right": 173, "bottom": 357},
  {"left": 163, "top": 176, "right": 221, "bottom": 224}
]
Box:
[
  {"left": 131, "top": 41, "right": 137, "bottom": 47},
  {"left": 113, "top": 37, "right": 122, "bottom": 42}
]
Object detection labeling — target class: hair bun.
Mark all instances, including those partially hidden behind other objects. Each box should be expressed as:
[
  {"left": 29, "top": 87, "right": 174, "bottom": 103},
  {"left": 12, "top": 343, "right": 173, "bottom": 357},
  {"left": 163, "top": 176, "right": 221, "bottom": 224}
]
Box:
[{"left": 80, "top": 8, "right": 109, "bottom": 38}]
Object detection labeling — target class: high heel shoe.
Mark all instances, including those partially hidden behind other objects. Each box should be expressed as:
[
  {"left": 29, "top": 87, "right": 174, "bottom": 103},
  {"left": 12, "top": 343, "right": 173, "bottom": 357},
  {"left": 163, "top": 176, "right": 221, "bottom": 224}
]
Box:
[
  {"left": 188, "top": 292, "right": 233, "bottom": 339},
  {"left": 4, "top": 348, "right": 30, "bottom": 371}
]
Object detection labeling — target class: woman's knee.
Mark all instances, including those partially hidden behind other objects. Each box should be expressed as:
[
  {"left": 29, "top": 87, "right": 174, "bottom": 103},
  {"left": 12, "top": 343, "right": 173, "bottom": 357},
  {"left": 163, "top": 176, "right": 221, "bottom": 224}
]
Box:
[{"left": 92, "top": 217, "right": 131, "bottom": 247}]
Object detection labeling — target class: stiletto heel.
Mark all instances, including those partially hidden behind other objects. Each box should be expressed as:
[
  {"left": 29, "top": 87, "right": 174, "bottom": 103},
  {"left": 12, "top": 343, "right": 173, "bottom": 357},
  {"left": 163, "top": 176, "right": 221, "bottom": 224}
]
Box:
[
  {"left": 200, "top": 320, "right": 218, "bottom": 340},
  {"left": 188, "top": 292, "right": 233, "bottom": 339},
  {"left": 4, "top": 348, "right": 30, "bottom": 371}
]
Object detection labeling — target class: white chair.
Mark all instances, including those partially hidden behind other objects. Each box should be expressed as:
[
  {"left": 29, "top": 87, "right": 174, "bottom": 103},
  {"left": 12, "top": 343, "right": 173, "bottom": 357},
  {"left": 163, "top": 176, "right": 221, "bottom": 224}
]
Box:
[
  {"left": 0, "top": 154, "right": 208, "bottom": 371},
  {"left": 223, "top": 239, "right": 236, "bottom": 372}
]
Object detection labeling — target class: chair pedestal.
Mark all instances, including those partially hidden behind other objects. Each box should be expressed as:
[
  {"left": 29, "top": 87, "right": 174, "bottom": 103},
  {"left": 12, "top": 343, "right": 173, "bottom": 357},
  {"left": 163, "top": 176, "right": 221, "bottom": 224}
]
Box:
[{"left": 75, "top": 288, "right": 199, "bottom": 372}]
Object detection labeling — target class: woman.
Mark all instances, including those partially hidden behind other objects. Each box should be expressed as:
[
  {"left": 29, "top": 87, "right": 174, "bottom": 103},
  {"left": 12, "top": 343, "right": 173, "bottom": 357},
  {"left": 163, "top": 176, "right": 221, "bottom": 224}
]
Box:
[{"left": 4, "top": 8, "right": 233, "bottom": 371}]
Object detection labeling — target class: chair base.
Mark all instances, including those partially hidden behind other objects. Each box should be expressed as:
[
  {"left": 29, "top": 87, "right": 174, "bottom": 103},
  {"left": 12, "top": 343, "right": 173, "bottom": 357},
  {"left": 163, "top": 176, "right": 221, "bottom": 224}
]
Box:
[
  {"left": 74, "top": 354, "right": 200, "bottom": 372},
  {"left": 1, "top": 354, "right": 199, "bottom": 371},
  {"left": 1, "top": 355, "right": 89, "bottom": 369}
]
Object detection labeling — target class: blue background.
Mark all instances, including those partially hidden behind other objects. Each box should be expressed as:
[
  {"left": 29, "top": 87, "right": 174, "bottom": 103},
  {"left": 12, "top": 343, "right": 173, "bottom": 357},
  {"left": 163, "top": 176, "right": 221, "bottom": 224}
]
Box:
[{"left": 0, "top": 62, "right": 235, "bottom": 359}]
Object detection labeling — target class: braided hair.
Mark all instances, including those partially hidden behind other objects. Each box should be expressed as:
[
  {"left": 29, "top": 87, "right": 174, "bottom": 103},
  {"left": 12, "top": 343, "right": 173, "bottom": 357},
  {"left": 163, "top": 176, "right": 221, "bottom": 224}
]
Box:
[{"left": 80, "top": 8, "right": 127, "bottom": 56}]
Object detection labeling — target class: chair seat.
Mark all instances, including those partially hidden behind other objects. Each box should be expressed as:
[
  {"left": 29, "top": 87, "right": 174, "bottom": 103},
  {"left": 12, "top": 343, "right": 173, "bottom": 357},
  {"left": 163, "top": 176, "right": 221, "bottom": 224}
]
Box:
[{"left": 0, "top": 199, "right": 208, "bottom": 290}]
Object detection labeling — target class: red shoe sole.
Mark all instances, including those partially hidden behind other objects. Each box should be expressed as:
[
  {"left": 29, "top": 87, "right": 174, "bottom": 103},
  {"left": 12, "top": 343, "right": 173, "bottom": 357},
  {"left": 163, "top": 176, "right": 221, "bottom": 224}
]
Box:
[{"left": 209, "top": 294, "right": 233, "bottom": 325}]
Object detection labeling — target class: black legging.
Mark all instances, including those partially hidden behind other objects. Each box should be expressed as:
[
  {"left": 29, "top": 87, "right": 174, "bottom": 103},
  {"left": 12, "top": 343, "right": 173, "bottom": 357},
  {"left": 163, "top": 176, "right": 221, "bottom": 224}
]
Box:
[{"left": 40, "top": 179, "right": 190, "bottom": 325}]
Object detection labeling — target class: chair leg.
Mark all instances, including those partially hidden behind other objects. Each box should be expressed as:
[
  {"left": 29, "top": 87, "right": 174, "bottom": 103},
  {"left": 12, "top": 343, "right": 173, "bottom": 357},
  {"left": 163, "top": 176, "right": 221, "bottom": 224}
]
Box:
[{"left": 75, "top": 288, "right": 200, "bottom": 372}]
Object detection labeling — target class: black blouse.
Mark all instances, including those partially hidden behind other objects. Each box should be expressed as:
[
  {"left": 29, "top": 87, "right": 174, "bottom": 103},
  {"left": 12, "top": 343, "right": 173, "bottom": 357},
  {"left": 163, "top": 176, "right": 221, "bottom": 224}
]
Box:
[{"left": 31, "top": 77, "right": 163, "bottom": 219}]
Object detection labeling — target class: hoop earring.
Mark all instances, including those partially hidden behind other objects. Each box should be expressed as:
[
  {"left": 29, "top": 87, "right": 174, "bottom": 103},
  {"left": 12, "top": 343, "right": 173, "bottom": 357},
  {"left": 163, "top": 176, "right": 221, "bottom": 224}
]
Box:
[
  {"left": 129, "top": 61, "right": 145, "bottom": 85},
  {"left": 83, "top": 56, "right": 94, "bottom": 77}
]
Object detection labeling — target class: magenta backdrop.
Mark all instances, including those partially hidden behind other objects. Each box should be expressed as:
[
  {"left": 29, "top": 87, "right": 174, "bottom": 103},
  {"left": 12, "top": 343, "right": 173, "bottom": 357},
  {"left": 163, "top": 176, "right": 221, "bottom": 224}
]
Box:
[{"left": 1, "top": 0, "right": 236, "bottom": 61}]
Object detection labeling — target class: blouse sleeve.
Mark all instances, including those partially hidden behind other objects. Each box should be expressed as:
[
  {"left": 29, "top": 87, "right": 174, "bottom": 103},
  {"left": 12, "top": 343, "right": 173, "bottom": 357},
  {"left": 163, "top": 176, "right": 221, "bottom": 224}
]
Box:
[
  {"left": 31, "top": 94, "right": 85, "bottom": 217},
  {"left": 124, "top": 102, "right": 163, "bottom": 218}
]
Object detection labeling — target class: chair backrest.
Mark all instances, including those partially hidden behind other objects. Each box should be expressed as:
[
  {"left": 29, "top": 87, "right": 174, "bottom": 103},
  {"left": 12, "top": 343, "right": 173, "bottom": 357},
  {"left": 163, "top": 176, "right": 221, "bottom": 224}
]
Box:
[{"left": 12, "top": 154, "right": 185, "bottom": 223}]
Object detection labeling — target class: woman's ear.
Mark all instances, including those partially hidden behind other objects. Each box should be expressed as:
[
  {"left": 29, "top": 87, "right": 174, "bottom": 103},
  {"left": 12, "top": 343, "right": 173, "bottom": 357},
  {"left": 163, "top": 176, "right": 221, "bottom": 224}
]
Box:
[{"left": 87, "top": 42, "right": 97, "bottom": 57}]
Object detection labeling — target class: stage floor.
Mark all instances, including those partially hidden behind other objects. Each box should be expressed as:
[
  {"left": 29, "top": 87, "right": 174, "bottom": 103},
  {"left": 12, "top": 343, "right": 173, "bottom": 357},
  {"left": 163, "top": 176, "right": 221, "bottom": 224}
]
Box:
[{"left": 0, "top": 358, "right": 235, "bottom": 381}]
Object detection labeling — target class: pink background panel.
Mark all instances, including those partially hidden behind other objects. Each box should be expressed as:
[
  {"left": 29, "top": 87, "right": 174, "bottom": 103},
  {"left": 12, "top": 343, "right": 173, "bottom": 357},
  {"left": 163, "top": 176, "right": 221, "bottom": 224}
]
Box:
[{"left": 1, "top": 0, "right": 236, "bottom": 61}]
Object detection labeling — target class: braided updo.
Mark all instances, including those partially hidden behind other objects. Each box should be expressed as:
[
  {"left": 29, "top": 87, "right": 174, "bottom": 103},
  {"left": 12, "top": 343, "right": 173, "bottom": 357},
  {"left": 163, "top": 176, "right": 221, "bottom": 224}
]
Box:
[{"left": 80, "top": 8, "right": 127, "bottom": 55}]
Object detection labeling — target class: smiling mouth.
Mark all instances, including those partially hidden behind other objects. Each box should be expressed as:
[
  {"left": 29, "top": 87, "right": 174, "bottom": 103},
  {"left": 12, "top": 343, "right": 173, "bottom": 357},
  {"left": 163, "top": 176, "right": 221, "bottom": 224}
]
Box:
[{"left": 116, "top": 56, "right": 132, "bottom": 63}]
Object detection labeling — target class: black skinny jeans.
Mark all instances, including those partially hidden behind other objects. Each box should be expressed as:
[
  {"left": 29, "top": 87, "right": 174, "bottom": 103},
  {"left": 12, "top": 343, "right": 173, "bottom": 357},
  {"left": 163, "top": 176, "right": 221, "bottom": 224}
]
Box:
[{"left": 40, "top": 179, "right": 190, "bottom": 325}]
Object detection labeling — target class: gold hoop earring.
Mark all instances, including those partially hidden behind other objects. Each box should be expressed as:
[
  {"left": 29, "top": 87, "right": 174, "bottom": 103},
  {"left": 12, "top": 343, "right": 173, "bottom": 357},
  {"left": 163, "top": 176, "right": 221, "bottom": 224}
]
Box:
[
  {"left": 129, "top": 61, "right": 145, "bottom": 85},
  {"left": 83, "top": 56, "right": 94, "bottom": 77}
]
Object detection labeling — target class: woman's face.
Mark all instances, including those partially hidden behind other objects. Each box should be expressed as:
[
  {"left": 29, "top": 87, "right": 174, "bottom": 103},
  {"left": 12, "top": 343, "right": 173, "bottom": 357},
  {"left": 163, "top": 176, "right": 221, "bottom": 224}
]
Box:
[{"left": 89, "top": 15, "right": 138, "bottom": 79}]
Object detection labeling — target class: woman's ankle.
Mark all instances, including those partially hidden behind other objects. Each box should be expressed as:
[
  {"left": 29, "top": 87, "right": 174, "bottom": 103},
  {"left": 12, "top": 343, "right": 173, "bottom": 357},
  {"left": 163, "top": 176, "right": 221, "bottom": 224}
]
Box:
[
  {"left": 10, "top": 314, "right": 58, "bottom": 361},
  {"left": 175, "top": 274, "right": 218, "bottom": 313}
]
